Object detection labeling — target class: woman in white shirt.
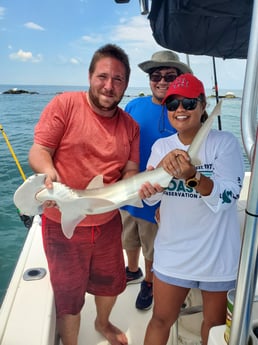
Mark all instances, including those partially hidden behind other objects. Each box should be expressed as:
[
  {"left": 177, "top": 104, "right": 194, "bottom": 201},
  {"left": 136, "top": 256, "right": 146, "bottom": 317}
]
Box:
[{"left": 143, "top": 73, "right": 244, "bottom": 345}]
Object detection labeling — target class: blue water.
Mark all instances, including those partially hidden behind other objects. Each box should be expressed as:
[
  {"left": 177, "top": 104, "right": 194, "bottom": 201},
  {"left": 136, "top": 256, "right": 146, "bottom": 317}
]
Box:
[{"left": 0, "top": 84, "right": 250, "bottom": 304}]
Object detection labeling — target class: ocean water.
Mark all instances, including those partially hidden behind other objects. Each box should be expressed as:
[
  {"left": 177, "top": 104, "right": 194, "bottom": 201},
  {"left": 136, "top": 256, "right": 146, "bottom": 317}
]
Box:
[{"left": 0, "top": 84, "right": 250, "bottom": 304}]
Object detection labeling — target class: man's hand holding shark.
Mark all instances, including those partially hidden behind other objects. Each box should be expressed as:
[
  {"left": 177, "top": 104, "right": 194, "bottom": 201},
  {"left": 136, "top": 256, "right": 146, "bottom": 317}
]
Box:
[
  {"left": 42, "top": 174, "right": 59, "bottom": 210},
  {"left": 28, "top": 144, "right": 60, "bottom": 210},
  {"left": 138, "top": 177, "right": 164, "bottom": 199}
]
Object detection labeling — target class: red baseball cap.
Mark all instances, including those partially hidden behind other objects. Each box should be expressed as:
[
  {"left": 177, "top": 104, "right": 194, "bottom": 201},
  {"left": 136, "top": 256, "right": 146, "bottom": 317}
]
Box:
[{"left": 162, "top": 73, "right": 205, "bottom": 104}]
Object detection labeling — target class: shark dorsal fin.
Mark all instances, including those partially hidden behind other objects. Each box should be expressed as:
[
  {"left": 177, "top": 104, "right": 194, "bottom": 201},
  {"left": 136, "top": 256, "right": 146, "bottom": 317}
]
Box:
[{"left": 86, "top": 175, "right": 104, "bottom": 189}]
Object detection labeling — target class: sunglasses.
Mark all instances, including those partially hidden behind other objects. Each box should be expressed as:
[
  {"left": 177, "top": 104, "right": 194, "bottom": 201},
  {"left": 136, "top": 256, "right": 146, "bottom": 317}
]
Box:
[
  {"left": 149, "top": 73, "right": 178, "bottom": 83},
  {"left": 165, "top": 98, "right": 201, "bottom": 111}
]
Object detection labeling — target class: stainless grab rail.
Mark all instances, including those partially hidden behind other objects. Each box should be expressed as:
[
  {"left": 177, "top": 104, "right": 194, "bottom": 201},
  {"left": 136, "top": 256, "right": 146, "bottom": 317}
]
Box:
[
  {"left": 241, "top": 0, "right": 258, "bottom": 162},
  {"left": 229, "top": 0, "right": 258, "bottom": 343}
]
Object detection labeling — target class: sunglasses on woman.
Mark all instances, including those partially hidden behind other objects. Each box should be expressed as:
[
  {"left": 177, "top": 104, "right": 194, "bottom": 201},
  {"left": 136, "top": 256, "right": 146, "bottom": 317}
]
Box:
[
  {"left": 149, "top": 73, "right": 178, "bottom": 83},
  {"left": 165, "top": 98, "right": 201, "bottom": 111}
]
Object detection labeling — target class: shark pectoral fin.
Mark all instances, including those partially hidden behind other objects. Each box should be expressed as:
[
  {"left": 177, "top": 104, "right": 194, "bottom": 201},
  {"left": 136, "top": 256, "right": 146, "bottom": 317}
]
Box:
[
  {"left": 86, "top": 175, "right": 104, "bottom": 189},
  {"left": 60, "top": 212, "right": 86, "bottom": 239},
  {"left": 127, "top": 198, "right": 143, "bottom": 208}
]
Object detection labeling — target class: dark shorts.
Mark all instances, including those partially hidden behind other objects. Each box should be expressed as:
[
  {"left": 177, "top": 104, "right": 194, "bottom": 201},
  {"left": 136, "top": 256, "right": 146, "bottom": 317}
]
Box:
[{"left": 42, "top": 213, "right": 126, "bottom": 317}]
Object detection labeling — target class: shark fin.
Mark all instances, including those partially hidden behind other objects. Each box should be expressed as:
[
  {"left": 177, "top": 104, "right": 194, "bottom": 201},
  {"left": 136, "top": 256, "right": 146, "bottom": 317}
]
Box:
[
  {"left": 127, "top": 198, "right": 143, "bottom": 208},
  {"left": 60, "top": 211, "right": 86, "bottom": 239},
  {"left": 86, "top": 175, "right": 104, "bottom": 189}
]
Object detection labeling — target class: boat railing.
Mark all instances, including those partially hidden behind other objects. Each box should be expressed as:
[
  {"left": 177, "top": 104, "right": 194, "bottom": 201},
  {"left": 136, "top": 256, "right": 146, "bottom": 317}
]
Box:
[{"left": 229, "top": 0, "right": 258, "bottom": 342}]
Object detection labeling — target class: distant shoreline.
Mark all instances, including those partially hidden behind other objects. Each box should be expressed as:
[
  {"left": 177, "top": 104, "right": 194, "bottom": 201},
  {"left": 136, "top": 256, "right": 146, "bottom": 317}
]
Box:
[{"left": 0, "top": 84, "right": 243, "bottom": 100}]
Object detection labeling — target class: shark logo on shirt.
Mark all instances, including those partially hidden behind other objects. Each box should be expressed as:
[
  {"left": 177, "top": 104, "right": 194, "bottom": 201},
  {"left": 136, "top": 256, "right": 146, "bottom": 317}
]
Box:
[{"left": 221, "top": 190, "right": 233, "bottom": 204}]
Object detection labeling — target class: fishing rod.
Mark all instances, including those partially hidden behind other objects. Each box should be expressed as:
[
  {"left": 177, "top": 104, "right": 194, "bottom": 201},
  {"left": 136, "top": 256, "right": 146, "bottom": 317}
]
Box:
[
  {"left": 0, "top": 124, "right": 26, "bottom": 181},
  {"left": 0, "top": 123, "right": 33, "bottom": 229},
  {"left": 212, "top": 56, "right": 222, "bottom": 130}
]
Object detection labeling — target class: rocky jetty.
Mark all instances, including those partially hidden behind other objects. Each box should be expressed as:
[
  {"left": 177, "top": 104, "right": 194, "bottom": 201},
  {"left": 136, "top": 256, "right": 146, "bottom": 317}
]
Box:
[{"left": 2, "top": 88, "right": 39, "bottom": 94}]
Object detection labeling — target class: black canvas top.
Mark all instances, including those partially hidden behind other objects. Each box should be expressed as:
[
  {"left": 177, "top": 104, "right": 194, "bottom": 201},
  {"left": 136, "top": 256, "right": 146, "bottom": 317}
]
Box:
[{"left": 148, "top": 0, "right": 253, "bottom": 59}]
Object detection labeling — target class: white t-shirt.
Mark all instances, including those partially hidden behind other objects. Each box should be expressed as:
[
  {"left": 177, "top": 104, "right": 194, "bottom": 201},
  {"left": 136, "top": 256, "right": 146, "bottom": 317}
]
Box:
[{"left": 146, "top": 129, "right": 244, "bottom": 282}]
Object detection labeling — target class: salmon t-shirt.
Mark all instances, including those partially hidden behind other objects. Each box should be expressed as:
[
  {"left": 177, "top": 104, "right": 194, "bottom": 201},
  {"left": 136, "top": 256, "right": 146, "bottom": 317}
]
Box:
[{"left": 34, "top": 91, "right": 140, "bottom": 226}]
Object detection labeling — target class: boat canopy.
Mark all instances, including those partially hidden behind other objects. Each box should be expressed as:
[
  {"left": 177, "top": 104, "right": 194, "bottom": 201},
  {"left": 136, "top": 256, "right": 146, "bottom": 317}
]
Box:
[{"left": 148, "top": 0, "right": 253, "bottom": 59}]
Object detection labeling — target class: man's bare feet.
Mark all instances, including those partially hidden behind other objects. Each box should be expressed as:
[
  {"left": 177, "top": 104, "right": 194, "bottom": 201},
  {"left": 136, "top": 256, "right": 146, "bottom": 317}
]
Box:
[{"left": 95, "top": 319, "right": 128, "bottom": 345}]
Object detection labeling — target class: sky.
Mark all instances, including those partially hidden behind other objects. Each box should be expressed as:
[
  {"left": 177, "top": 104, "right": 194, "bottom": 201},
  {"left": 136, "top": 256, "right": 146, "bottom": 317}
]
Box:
[{"left": 0, "top": 0, "right": 247, "bottom": 90}]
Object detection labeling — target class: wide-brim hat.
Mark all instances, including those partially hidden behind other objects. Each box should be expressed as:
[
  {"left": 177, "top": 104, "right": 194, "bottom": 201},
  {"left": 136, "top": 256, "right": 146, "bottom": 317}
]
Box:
[
  {"left": 138, "top": 50, "right": 193, "bottom": 74},
  {"left": 162, "top": 73, "right": 205, "bottom": 104}
]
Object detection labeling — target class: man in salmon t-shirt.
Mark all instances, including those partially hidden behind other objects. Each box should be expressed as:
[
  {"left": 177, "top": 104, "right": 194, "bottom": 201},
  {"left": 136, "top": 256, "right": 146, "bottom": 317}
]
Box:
[{"left": 28, "top": 44, "right": 157, "bottom": 345}]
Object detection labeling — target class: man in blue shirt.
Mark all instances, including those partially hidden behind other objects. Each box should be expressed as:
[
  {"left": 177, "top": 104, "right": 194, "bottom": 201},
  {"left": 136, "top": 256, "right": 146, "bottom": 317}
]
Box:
[{"left": 121, "top": 50, "right": 192, "bottom": 310}]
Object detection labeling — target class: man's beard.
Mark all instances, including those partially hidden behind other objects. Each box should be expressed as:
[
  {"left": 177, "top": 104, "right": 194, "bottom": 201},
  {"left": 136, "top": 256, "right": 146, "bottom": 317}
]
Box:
[{"left": 88, "top": 88, "right": 122, "bottom": 111}]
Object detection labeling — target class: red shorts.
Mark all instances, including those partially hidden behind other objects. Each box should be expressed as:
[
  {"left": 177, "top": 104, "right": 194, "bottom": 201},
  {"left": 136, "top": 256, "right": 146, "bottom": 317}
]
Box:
[{"left": 42, "top": 213, "right": 126, "bottom": 317}]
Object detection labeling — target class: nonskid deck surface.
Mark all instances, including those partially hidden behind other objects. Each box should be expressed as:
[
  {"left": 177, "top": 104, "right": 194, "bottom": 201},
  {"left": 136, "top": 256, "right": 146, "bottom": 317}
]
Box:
[{"left": 75, "top": 277, "right": 156, "bottom": 345}]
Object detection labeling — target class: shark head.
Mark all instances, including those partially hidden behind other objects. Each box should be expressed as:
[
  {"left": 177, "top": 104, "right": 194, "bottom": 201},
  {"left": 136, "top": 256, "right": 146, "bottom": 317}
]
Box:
[{"left": 13, "top": 173, "right": 47, "bottom": 216}]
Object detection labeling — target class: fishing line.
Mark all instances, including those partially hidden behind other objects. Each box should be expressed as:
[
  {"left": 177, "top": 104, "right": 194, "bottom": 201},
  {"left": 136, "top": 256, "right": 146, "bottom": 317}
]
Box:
[
  {"left": 212, "top": 56, "right": 222, "bottom": 130},
  {"left": 0, "top": 123, "right": 33, "bottom": 229}
]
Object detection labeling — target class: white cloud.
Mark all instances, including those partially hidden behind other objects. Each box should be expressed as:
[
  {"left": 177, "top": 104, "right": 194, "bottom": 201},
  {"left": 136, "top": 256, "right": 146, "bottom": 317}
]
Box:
[
  {"left": 9, "top": 49, "right": 42, "bottom": 62},
  {"left": 112, "top": 16, "right": 153, "bottom": 44},
  {"left": 24, "top": 22, "right": 45, "bottom": 31},
  {"left": 108, "top": 15, "right": 164, "bottom": 65},
  {"left": 70, "top": 57, "right": 81, "bottom": 65},
  {"left": 82, "top": 34, "right": 103, "bottom": 43},
  {"left": 0, "top": 6, "right": 5, "bottom": 19},
  {"left": 55, "top": 55, "right": 82, "bottom": 65},
  {"left": 119, "top": 17, "right": 127, "bottom": 24}
]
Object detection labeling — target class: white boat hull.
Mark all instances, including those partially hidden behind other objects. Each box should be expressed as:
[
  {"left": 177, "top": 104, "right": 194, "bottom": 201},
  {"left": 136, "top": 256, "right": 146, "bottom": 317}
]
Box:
[{"left": 0, "top": 216, "right": 57, "bottom": 345}]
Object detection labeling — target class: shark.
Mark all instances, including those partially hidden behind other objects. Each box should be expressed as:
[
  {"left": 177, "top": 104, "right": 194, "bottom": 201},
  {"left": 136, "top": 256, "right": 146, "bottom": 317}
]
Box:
[{"left": 13, "top": 101, "right": 222, "bottom": 239}]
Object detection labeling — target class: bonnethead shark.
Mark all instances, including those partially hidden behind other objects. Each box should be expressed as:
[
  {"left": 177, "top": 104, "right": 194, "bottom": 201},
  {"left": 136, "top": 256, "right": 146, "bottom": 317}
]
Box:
[{"left": 13, "top": 101, "right": 222, "bottom": 238}]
